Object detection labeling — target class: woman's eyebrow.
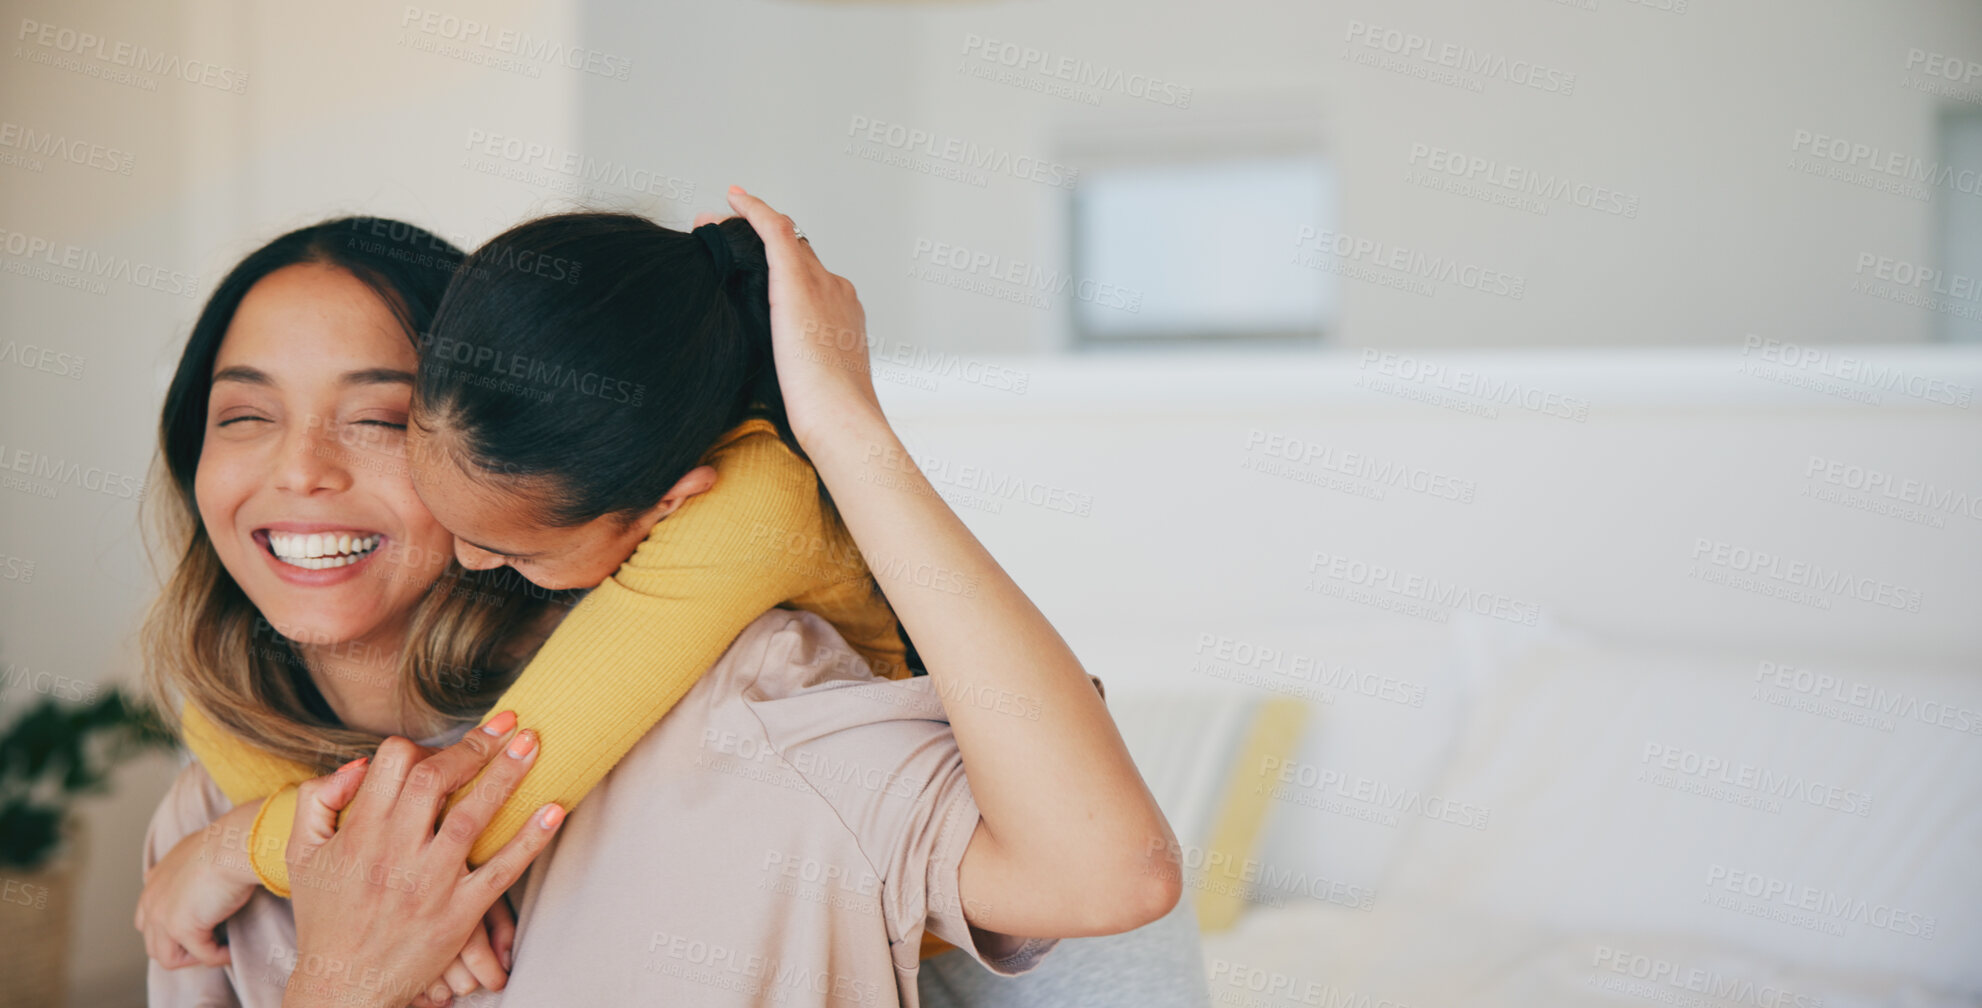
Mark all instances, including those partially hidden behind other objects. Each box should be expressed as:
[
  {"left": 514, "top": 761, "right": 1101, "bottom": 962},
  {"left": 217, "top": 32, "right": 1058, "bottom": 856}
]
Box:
[
  {"left": 212, "top": 365, "right": 270, "bottom": 386},
  {"left": 341, "top": 368, "right": 415, "bottom": 387},
  {"left": 210, "top": 366, "right": 413, "bottom": 386}
]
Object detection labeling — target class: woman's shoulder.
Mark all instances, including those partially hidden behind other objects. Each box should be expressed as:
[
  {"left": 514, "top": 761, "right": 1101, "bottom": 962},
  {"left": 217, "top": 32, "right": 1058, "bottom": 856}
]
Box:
[
  {"left": 723, "top": 608, "right": 950, "bottom": 745},
  {"left": 728, "top": 607, "right": 884, "bottom": 695}
]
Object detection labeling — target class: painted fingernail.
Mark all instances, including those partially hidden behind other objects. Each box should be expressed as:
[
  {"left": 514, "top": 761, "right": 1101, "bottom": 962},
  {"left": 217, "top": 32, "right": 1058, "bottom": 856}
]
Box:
[
  {"left": 538, "top": 803, "right": 565, "bottom": 830},
  {"left": 482, "top": 710, "right": 517, "bottom": 736},
  {"left": 506, "top": 729, "right": 537, "bottom": 759},
  {"left": 336, "top": 757, "right": 367, "bottom": 774}
]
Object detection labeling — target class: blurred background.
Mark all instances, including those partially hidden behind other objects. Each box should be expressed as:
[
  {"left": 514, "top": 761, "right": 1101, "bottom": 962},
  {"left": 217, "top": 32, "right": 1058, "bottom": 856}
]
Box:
[{"left": 2, "top": 0, "right": 1979, "bottom": 1004}]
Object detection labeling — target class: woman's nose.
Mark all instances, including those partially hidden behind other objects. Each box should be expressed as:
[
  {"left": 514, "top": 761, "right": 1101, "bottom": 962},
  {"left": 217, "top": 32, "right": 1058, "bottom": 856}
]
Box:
[{"left": 272, "top": 415, "right": 354, "bottom": 495}]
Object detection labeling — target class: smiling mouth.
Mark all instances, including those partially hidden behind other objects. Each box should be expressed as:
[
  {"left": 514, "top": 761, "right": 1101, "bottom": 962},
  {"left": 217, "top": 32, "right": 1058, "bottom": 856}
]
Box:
[{"left": 258, "top": 530, "right": 384, "bottom": 570}]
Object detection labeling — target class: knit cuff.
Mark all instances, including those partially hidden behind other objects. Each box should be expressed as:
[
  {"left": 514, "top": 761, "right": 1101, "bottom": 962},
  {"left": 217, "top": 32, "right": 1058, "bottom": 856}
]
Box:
[{"left": 248, "top": 784, "right": 298, "bottom": 898}]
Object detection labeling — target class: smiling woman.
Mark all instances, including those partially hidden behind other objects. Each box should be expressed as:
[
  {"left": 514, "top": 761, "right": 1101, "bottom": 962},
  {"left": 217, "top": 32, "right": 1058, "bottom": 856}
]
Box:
[
  {"left": 196, "top": 266, "right": 455, "bottom": 685},
  {"left": 143, "top": 221, "right": 555, "bottom": 779}
]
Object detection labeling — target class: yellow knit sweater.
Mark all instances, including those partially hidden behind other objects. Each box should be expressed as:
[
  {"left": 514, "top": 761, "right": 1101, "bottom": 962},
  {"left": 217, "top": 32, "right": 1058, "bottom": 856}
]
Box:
[{"left": 177, "top": 418, "right": 908, "bottom": 896}]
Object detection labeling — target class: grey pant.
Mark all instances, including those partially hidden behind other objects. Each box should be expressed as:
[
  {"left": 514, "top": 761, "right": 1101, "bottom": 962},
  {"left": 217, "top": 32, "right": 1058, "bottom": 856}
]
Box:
[{"left": 918, "top": 891, "right": 1212, "bottom": 1008}]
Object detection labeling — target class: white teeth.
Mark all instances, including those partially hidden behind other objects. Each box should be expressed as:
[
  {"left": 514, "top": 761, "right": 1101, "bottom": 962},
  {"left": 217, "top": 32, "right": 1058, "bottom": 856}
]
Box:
[{"left": 266, "top": 531, "right": 382, "bottom": 567}]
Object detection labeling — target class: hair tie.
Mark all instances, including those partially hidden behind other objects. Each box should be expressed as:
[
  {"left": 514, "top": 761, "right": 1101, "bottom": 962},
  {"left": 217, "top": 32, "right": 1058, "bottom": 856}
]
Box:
[{"left": 694, "top": 223, "right": 734, "bottom": 280}]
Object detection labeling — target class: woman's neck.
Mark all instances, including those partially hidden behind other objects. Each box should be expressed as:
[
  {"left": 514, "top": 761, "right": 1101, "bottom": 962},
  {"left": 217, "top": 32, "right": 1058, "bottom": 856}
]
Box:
[{"left": 297, "top": 629, "right": 420, "bottom": 738}]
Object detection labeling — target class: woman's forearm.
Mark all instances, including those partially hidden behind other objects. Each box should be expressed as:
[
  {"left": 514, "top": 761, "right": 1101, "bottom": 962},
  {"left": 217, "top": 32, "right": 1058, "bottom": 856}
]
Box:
[{"left": 801, "top": 404, "right": 1179, "bottom": 927}]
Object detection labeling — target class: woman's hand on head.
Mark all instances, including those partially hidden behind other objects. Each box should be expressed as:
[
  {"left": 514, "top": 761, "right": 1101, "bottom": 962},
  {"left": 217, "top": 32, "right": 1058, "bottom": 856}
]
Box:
[
  {"left": 279, "top": 714, "right": 563, "bottom": 1008},
  {"left": 704, "top": 186, "right": 885, "bottom": 452},
  {"left": 135, "top": 798, "right": 265, "bottom": 970}
]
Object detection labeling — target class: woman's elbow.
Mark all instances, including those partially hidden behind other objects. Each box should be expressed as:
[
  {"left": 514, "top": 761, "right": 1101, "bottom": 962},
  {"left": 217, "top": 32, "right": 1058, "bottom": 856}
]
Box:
[
  {"left": 1074, "top": 832, "right": 1184, "bottom": 934},
  {"left": 1117, "top": 860, "right": 1184, "bottom": 931}
]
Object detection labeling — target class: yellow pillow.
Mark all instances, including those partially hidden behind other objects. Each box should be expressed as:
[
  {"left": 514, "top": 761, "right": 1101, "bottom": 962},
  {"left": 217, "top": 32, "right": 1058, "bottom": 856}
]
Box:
[{"left": 1191, "top": 697, "right": 1309, "bottom": 931}]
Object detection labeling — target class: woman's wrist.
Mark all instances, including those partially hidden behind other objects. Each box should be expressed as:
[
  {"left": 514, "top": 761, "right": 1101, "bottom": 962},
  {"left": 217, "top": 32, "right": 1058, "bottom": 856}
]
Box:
[
  {"left": 799, "top": 399, "right": 895, "bottom": 474},
  {"left": 792, "top": 394, "right": 888, "bottom": 461}
]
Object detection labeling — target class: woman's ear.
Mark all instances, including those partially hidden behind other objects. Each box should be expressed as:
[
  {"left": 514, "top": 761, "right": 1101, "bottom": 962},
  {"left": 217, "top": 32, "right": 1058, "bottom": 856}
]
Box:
[{"left": 650, "top": 464, "right": 718, "bottom": 521}]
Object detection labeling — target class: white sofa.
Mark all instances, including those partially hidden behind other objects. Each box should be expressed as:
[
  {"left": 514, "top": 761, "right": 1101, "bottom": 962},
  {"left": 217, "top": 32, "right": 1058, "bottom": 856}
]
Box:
[{"left": 877, "top": 344, "right": 1982, "bottom": 1006}]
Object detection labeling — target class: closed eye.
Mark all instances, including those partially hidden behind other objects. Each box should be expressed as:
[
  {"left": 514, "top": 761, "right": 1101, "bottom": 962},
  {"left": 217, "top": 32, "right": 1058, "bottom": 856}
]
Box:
[{"left": 217, "top": 416, "right": 270, "bottom": 427}]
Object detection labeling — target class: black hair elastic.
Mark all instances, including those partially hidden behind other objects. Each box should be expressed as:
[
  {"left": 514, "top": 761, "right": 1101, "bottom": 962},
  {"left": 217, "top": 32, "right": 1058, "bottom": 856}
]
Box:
[{"left": 694, "top": 222, "right": 733, "bottom": 280}]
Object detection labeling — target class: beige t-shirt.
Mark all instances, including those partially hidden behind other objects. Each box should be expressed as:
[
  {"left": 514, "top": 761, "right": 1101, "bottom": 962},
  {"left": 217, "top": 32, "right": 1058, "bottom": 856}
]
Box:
[{"left": 145, "top": 608, "right": 1058, "bottom": 1008}]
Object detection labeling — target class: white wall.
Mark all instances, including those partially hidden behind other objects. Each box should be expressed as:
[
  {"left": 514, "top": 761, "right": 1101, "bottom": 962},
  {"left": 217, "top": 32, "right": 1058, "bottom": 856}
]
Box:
[{"left": 870, "top": 0, "right": 1982, "bottom": 352}]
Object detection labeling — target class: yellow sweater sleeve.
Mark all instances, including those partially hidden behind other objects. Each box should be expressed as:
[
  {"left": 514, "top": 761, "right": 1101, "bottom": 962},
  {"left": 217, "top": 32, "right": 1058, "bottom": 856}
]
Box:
[{"left": 186, "top": 417, "right": 905, "bottom": 894}]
